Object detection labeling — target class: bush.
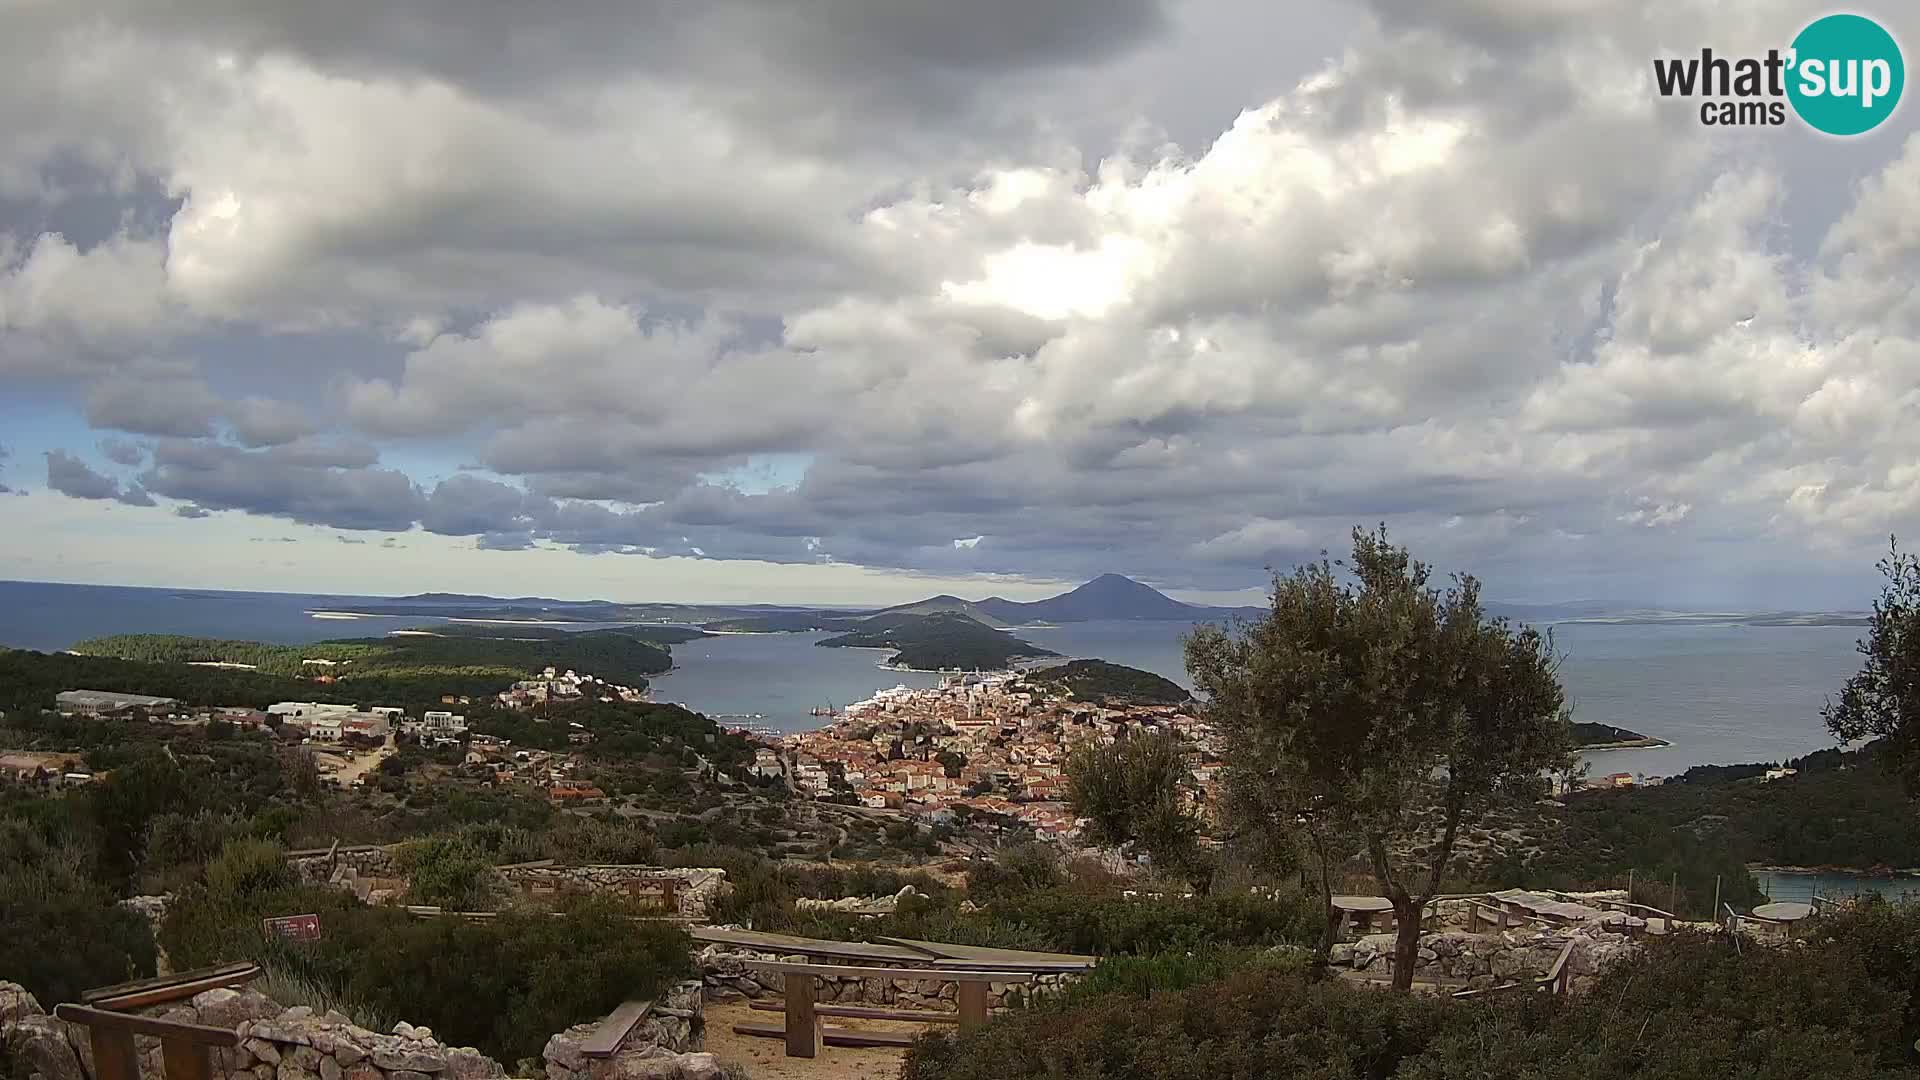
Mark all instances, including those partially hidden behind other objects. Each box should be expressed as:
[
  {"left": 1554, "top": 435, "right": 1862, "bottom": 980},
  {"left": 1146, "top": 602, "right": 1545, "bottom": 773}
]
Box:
[
  {"left": 905, "top": 909, "right": 1920, "bottom": 1080},
  {"left": 397, "top": 836, "right": 496, "bottom": 910},
  {"left": 904, "top": 962, "right": 1455, "bottom": 1080},
  {"left": 206, "top": 837, "right": 295, "bottom": 901},
  {"left": 345, "top": 897, "right": 692, "bottom": 1062},
  {"left": 0, "top": 822, "right": 156, "bottom": 1004}
]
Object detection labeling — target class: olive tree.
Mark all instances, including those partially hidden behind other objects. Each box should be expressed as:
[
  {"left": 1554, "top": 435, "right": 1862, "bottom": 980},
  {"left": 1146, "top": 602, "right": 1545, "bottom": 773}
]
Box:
[
  {"left": 1186, "top": 526, "right": 1570, "bottom": 989},
  {"left": 1065, "top": 731, "right": 1210, "bottom": 889},
  {"left": 1825, "top": 537, "right": 1920, "bottom": 792}
]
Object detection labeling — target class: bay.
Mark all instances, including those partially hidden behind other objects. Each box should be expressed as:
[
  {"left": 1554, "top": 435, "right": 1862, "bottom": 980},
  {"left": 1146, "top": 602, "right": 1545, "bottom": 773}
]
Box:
[{"left": 0, "top": 580, "right": 1870, "bottom": 776}]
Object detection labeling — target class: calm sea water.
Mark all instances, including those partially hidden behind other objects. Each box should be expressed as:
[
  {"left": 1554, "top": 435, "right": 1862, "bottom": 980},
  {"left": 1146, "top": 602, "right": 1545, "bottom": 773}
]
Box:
[{"left": 0, "top": 581, "right": 1868, "bottom": 773}]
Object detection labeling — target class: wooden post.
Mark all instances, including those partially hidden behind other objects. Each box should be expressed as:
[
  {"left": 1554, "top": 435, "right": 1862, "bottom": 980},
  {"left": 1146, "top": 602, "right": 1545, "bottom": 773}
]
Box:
[
  {"left": 660, "top": 879, "right": 678, "bottom": 914},
  {"left": 91, "top": 1023, "right": 139, "bottom": 1080},
  {"left": 1627, "top": 869, "right": 1634, "bottom": 904},
  {"left": 1670, "top": 873, "right": 1678, "bottom": 916},
  {"left": 161, "top": 1037, "right": 212, "bottom": 1080},
  {"left": 956, "top": 980, "right": 990, "bottom": 1031},
  {"left": 783, "top": 974, "right": 817, "bottom": 1058},
  {"left": 1712, "top": 876, "right": 1722, "bottom": 925}
]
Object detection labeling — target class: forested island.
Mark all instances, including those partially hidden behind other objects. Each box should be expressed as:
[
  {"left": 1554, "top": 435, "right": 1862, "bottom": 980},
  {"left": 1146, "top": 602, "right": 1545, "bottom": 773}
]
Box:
[
  {"left": 816, "top": 611, "right": 1059, "bottom": 670},
  {"left": 69, "top": 626, "right": 684, "bottom": 686},
  {"left": 1570, "top": 721, "right": 1669, "bottom": 750},
  {"left": 1019, "top": 659, "right": 1191, "bottom": 706}
]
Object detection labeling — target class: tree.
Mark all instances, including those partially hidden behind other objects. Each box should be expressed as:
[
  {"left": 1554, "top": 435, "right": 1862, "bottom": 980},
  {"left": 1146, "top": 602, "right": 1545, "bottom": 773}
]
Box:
[
  {"left": 1065, "top": 732, "right": 1210, "bottom": 889},
  {"left": 1825, "top": 537, "right": 1920, "bottom": 793},
  {"left": 1186, "top": 526, "right": 1570, "bottom": 989}
]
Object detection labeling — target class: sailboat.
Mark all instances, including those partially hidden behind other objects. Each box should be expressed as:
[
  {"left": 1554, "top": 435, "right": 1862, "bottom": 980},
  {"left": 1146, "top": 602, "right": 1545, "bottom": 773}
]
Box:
[{"left": 810, "top": 699, "right": 837, "bottom": 717}]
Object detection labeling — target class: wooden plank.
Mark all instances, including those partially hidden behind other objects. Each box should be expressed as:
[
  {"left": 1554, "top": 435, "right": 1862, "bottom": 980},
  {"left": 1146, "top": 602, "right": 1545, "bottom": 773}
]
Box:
[
  {"left": 873, "top": 937, "right": 1097, "bottom": 965},
  {"left": 783, "top": 973, "right": 816, "bottom": 1059},
  {"left": 89, "top": 1021, "right": 139, "bottom": 1080},
  {"left": 955, "top": 981, "right": 988, "bottom": 1031},
  {"left": 733, "top": 1023, "right": 917, "bottom": 1050},
  {"left": 577, "top": 1000, "right": 654, "bottom": 1059},
  {"left": 691, "top": 928, "right": 931, "bottom": 964},
  {"left": 749, "top": 1001, "right": 958, "bottom": 1023},
  {"left": 53, "top": 1006, "right": 241, "bottom": 1047},
  {"left": 162, "top": 1037, "right": 213, "bottom": 1080},
  {"left": 83, "top": 963, "right": 257, "bottom": 1004},
  {"left": 746, "top": 962, "right": 1034, "bottom": 983},
  {"left": 927, "top": 957, "right": 1093, "bottom": 972},
  {"left": 85, "top": 966, "right": 263, "bottom": 1010}
]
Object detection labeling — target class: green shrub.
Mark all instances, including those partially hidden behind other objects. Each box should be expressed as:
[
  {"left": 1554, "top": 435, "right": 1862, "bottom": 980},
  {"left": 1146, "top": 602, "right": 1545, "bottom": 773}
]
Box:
[
  {"left": 0, "top": 826, "right": 155, "bottom": 1005},
  {"left": 397, "top": 836, "right": 496, "bottom": 910},
  {"left": 205, "top": 837, "right": 295, "bottom": 902}
]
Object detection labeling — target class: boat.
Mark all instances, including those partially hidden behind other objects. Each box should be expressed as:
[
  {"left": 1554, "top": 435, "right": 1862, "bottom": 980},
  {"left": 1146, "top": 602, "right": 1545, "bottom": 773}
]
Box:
[{"left": 810, "top": 700, "right": 837, "bottom": 717}]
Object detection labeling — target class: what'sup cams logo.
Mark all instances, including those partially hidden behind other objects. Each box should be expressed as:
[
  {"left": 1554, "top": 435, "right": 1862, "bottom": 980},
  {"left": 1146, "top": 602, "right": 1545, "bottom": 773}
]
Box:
[{"left": 1654, "top": 12, "right": 1904, "bottom": 134}]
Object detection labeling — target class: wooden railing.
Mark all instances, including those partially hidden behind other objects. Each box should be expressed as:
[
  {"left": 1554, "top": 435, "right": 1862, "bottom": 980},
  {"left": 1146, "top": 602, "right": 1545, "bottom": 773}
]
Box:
[
  {"left": 82, "top": 963, "right": 262, "bottom": 1011},
  {"left": 54, "top": 1005, "right": 239, "bottom": 1080}
]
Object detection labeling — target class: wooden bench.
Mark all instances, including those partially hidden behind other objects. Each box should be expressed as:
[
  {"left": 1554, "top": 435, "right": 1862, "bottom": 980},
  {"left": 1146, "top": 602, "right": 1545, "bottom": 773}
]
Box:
[
  {"left": 576, "top": 1000, "right": 654, "bottom": 1059},
  {"left": 82, "top": 962, "right": 263, "bottom": 1011},
  {"left": 55, "top": 1004, "right": 239, "bottom": 1080},
  {"left": 738, "top": 962, "right": 1035, "bottom": 1058},
  {"left": 1450, "top": 939, "right": 1576, "bottom": 999}
]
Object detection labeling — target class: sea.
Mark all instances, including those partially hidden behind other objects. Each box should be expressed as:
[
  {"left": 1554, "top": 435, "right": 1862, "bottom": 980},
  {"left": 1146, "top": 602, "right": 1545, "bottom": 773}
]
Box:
[
  {"left": 0, "top": 578, "right": 1900, "bottom": 900},
  {"left": 0, "top": 580, "right": 1868, "bottom": 765}
]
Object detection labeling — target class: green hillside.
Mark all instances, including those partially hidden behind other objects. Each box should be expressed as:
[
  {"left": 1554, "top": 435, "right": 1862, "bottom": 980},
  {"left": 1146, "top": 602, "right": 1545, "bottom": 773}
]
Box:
[{"left": 816, "top": 612, "right": 1058, "bottom": 670}]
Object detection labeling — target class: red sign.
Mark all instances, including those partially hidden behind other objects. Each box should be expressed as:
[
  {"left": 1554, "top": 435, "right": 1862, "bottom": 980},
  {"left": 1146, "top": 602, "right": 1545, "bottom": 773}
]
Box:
[{"left": 262, "top": 914, "right": 322, "bottom": 942}]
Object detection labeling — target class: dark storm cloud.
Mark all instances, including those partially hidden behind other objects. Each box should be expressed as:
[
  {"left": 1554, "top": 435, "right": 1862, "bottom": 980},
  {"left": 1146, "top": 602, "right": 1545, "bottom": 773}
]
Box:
[
  {"left": 44, "top": 449, "right": 133, "bottom": 501},
  {"left": 227, "top": 396, "right": 320, "bottom": 448},
  {"left": 83, "top": 373, "right": 221, "bottom": 438},
  {"left": 140, "top": 439, "right": 423, "bottom": 531}
]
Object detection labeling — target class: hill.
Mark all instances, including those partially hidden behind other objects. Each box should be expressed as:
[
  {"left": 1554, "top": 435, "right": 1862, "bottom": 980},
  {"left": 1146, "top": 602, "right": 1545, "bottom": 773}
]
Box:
[
  {"left": 866, "top": 594, "right": 1014, "bottom": 628},
  {"left": 66, "top": 627, "right": 675, "bottom": 690},
  {"left": 816, "top": 612, "right": 1058, "bottom": 671},
  {"left": 1021, "top": 660, "right": 1191, "bottom": 705},
  {"left": 972, "top": 574, "right": 1208, "bottom": 623}
]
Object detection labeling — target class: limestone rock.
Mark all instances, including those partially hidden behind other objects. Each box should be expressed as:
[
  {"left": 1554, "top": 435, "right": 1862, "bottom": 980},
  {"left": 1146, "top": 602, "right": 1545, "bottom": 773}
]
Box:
[
  {"left": 372, "top": 1047, "right": 447, "bottom": 1072},
  {"left": 245, "top": 1039, "right": 283, "bottom": 1064},
  {"left": 0, "top": 983, "right": 44, "bottom": 1025},
  {"left": 320, "top": 1056, "right": 343, "bottom": 1080},
  {"left": 276, "top": 1062, "right": 318, "bottom": 1080},
  {"left": 5, "top": 1014, "right": 87, "bottom": 1080}
]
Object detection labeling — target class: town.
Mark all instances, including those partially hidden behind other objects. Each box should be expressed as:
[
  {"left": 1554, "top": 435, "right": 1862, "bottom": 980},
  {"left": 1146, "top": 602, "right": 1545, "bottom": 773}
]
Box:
[{"left": 773, "top": 671, "right": 1220, "bottom": 843}]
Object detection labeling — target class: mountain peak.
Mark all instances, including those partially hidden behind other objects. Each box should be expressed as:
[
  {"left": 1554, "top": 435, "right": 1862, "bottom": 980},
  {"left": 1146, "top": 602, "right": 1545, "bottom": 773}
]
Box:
[{"left": 972, "top": 574, "right": 1199, "bottom": 623}]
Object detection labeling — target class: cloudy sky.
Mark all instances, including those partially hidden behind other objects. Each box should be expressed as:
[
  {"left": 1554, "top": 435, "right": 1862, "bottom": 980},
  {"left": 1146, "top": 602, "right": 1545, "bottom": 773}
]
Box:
[{"left": 1, "top": 0, "right": 1916, "bottom": 608}]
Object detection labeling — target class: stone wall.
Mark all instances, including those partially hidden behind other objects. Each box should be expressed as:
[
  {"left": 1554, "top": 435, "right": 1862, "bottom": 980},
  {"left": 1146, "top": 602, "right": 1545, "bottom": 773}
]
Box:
[
  {"left": 496, "top": 866, "right": 729, "bottom": 922},
  {"left": 694, "top": 943, "right": 1076, "bottom": 1012},
  {"left": 540, "top": 982, "right": 716, "bottom": 1080},
  {"left": 286, "top": 848, "right": 728, "bottom": 920},
  {"left": 0, "top": 984, "right": 503, "bottom": 1080},
  {"left": 1328, "top": 927, "right": 1638, "bottom": 992}
]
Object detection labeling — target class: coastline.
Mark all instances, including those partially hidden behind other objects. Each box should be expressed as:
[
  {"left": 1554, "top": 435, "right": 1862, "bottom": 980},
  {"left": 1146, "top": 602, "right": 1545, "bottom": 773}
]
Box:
[
  {"left": 1577, "top": 737, "right": 1673, "bottom": 752},
  {"left": 1750, "top": 864, "right": 1920, "bottom": 878}
]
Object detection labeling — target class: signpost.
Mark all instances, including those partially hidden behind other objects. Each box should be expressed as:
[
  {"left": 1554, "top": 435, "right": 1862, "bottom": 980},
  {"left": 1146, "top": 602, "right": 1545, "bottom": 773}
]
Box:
[{"left": 261, "top": 914, "right": 321, "bottom": 943}]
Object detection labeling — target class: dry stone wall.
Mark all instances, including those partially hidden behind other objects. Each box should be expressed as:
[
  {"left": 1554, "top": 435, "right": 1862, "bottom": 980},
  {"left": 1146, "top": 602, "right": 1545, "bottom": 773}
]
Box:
[
  {"left": 496, "top": 867, "right": 728, "bottom": 922},
  {"left": 285, "top": 848, "right": 728, "bottom": 920},
  {"left": 1328, "top": 927, "right": 1638, "bottom": 992},
  {"left": 694, "top": 942, "right": 1076, "bottom": 1012},
  {"left": 0, "top": 983, "right": 504, "bottom": 1080},
  {"left": 540, "top": 982, "right": 715, "bottom": 1080}
]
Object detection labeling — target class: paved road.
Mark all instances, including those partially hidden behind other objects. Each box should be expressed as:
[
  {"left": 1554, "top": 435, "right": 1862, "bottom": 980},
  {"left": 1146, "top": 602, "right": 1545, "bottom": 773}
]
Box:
[{"left": 315, "top": 735, "right": 395, "bottom": 786}]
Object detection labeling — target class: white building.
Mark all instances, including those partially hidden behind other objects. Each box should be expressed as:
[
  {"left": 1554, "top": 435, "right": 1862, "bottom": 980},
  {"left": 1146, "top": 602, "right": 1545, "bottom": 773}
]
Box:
[
  {"left": 422, "top": 710, "right": 468, "bottom": 733},
  {"left": 269, "top": 702, "right": 358, "bottom": 720}
]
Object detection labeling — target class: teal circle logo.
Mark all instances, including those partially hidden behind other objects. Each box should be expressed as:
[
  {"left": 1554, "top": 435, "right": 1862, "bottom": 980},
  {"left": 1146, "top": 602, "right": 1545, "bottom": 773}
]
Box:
[{"left": 1787, "top": 14, "right": 1904, "bottom": 136}]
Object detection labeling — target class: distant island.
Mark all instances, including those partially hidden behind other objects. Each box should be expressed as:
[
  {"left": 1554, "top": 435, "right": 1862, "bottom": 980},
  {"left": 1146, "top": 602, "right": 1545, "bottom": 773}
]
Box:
[
  {"left": 65, "top": 625, "right": 684, "bottom": 690},
  {"left": 1019, "top": 659, "right": 1191, "bottom": 706},
  {"left": 1571, "top": 721, "right": 1670, "bottom": 751},
  {"left": 816, "top": 612, "right": 1059, "bottom": 671}
]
